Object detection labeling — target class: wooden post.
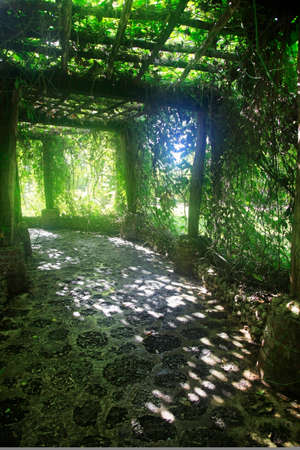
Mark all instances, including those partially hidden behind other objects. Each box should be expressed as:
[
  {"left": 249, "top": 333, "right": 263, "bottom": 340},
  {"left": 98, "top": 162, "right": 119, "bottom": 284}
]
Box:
[
  {"left": 119, "top": 127, "right": 138, "bottom": 214},
  {"left": 188, "top": 110, "right": 207, "bottom": 238},
  {"left": 290, "top": 20, "right": 300, "bottom": 300},
  {"left": 0, "top": 79, "right": 19, "bottom": 246},
  {"left": 42, "top": 137, "right": 55, "bottom": 210}
]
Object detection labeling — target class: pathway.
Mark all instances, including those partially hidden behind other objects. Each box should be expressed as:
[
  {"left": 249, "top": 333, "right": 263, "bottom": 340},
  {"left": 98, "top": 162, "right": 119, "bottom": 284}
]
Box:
[{"left": 0, "top": 229, "right": 299, "bottom": 446}]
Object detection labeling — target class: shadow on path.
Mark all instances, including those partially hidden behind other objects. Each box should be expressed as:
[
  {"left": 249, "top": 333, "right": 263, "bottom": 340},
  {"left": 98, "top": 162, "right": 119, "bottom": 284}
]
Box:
[{"left": 0, "top": 228, "right": 299, "bottom": 446}]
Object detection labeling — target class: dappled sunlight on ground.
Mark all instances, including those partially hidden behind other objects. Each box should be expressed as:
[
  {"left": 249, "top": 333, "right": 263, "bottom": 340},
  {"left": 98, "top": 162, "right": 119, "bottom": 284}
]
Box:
[{"left": 0, "top": 228, "right": 299, "bottom": 447}]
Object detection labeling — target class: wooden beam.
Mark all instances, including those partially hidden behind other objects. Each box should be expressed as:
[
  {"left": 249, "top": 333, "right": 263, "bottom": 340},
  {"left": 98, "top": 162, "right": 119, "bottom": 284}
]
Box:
[
  {"left": 5, "top": 64, "right": 201, "bottom": 110},
  {"left": 0, "top": 0, "right": 243, "bottom": 38},
  {"left": 137, "top": 0, "right": 189, "bottom": 80},
  {"left": 106, "top": 0, "right": 133, "bottom": 78},
  {"left": 179, "top": 0, "right": 240, "bottom": 83},
  {"left": 4, "top": 41, "right": 223, "bottom": 74},
  {"left": 18, "top": 108, "right": 124, "bottom": 130}
]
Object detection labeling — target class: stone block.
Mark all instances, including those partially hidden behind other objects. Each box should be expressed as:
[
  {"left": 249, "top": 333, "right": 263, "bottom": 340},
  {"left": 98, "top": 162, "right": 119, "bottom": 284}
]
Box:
[{"left": 257, "top": 296, "right": 300, "bottom": 399}]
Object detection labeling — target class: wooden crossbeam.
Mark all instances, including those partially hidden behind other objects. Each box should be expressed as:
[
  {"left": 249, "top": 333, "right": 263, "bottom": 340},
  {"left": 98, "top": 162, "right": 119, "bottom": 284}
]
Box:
[
  {"left": 0, "top": 0, "right": 243, "bottom": 37},
  {"left": 136, "top": 0, "right": 189, "bottom": 80},
  {"left": 5, "top": 63, "right": 201, "bottom": 110},
  {"left": 106, "top": 0, "right": 133, "bottom": 78},
  {"left": 178, "top": 0, "right": 240, "bottom": 83},
  {"left": 18, "top": 108, "right": 124, "bottom": 130},
  {"left": 5, "top": 41, "right": 222, "bottom": 74}
]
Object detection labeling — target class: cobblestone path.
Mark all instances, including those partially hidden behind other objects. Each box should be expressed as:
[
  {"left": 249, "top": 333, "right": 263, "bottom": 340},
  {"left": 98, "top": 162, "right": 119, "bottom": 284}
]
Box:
[{"left": 0, "top": 229, "right": 299, "bottom": 446}]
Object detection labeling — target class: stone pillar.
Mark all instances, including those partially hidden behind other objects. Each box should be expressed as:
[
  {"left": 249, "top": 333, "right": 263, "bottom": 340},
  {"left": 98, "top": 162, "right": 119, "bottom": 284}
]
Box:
[
  {"left": 257, "top": 296, "right": 300, "bottom": 399},
  {"left": 188, "top": 110, "right": 207, "bottom": 238},
  {"left": 173, "top": 235, "right": 212, "bottom": 277}
]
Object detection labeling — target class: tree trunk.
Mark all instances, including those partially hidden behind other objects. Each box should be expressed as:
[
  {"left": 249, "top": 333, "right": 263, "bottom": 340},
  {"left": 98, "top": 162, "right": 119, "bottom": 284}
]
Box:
[
  {"left": 188, "top": 110, "right": 207, "bottom": 238},
  {"left": 0, "top": 79, "right": 19, "bottom": 246},
  {"left": 42, "top": 137, "right": 55, "bottom": 210},
  {"left": 290, "top": 21, "right": 300, "bottom": 300},
  {"left": 119, "top": 127, "right": 138, "bottom": 214}
]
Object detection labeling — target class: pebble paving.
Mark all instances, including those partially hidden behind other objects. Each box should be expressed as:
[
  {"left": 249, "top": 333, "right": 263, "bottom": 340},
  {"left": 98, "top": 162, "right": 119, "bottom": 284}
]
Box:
[{"left": 0, "top": 228, "right": 300, "bottom": 447}]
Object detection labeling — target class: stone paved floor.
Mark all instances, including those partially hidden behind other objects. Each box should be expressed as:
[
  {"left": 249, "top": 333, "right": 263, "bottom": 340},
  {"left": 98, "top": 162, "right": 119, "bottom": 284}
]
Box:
[{"left": 0, "top": 228, "right": 300, "bottom": 447}]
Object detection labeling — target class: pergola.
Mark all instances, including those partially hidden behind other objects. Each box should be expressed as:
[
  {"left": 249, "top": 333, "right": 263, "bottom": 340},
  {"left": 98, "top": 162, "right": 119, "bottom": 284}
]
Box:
[
  {"left": 0, "top": 0, "right": 248, "bottom": 129},
  {"left": 0, "top": 0, "right": 299, "bottom": 302}
]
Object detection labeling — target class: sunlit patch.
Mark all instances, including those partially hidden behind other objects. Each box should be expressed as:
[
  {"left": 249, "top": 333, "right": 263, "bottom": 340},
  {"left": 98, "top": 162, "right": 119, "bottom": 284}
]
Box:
[
  {"left": 176, "top": 315, "right": 193, "bottom": 323},
  {"left": 242, "top": 369, "right": 259, "bottom": 381},
  {"left": 188, "top": 370, "right": 201, "bottom": 381},
  {"left": 193, "top": 312, "right": 206, "bottom": 319},
  {"left": 160, "top": 409, "right": 175, "bottom": 422},
  {"left": 141, "top": 269, "right": 152, "bottom": 275},
  {"left": 232, "top": 340, "right": 244, "bottom": 348},
  {"left": 37, "top": 262, "right": 62, "bottom": 270},
  {"left": 147, "top": 310, "right": 163, "bottom": 319},
  {"left": 199, "top": 286, "right": 208, "bottom": 294},
  {"left": 166, "top": 321, "right": 177, "bottom": 328},
  {"left": 93, "top": 304, "right": 103, "bottom": 311},
  {"left": 135, "top": 335, "right": 143, "bottom": 343},
  {"left": 187, "top": 361, "right": 196, "bottom": 368},
  {"left": 241, "top": 348, "right": 251, "bottom": 355},
  {"left": 200, "top": 337, "right": 212, "bottom": 346},
  {"left": 180, "top": 382, "right": 190, "bottom": 390},
  {"left": 166, "top": 295, "right": 185, "bottom": 308},
  {"left": 214, "top": 304, "right": 224, "bottom": 311},
  {"left": 202, "top": 380, "right": 216, "bottom": 390},
  {"left": 145, "top": 402, "right": 159, "bottom": 413},
  {"left": 194, "top": 387, "right": 207, "bottom": 398},
  {"left": 183, "top": 346, "right": 201, "bottom": 353},
  {"left": 188, "top": 392, "right": 199, "bottom": 402},
  {"left": 212, "top": 395, "right": 224, "bottom": 405},
  {"left": 73, "top": 311, "right": 81, "bottom": 317},
  {"left": 221, "top": 362, "right": 240, "bottom": 372},
  {"left": 232, "top": 378, "right": 252, "bottom": 391},
  {"left": 231, "top": 351, "right": 244, "bottom": 360},
  {"left": 201, "top": 353, "right": 221, "bottom": 366},
  {"left": 171, "top": 281, "right": 186, "bottom": 288},
  {"left": 210, "top": 369, "right": 228, "bottom": 382},
  {"left": 217, "top": 332, "right": 230, "bottom": 340},
  {"left": 286, "top": 301, "right": 300, "bottom": 315},
  {"left": 165, "top": 284, "right": 176, "bottom": 291},
  {"left": 31, "top": 229, "right": 59, "bottom": 239},
  {"left": 182, "top": 294, "right": 197, "bottom": 303},
  {"left": 152, "top": 390, "right": 172, "bottom": 403}
]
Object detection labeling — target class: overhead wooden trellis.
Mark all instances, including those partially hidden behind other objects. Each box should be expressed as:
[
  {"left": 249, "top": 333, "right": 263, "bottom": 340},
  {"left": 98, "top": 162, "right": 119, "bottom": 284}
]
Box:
[{"left": 0, "top": 0, "right": 249, "bottom": 130}]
